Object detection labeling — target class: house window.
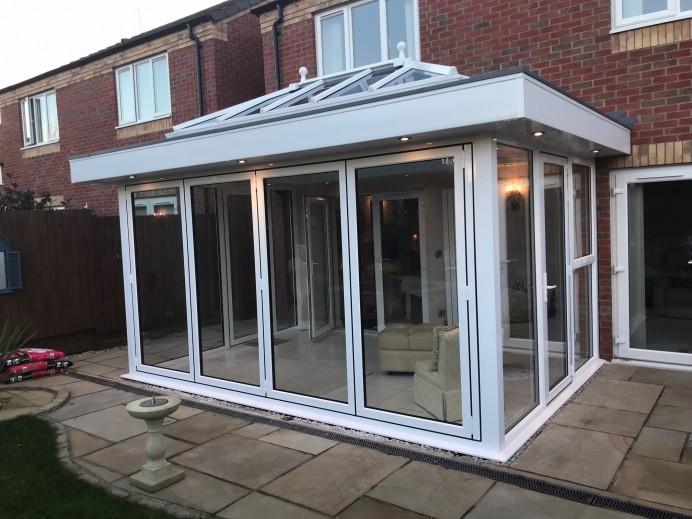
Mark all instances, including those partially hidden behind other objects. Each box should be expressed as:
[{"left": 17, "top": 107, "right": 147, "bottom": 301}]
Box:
[
  {"left": 116, "top": 54, "right": 171, "bottom": 126},
  {"left": 613, "top": 0, "right": 692, "bottom": 31},
  {"left": 316, "top": 0, "right": 419, "bottom": 75},
  {"left": 20, "top": 91, "right": 59, "bottom": 147}
]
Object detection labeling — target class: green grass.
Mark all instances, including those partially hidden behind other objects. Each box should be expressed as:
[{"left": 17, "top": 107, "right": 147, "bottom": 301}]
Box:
[{"left": 0, "top": 415, "right": 181, "bottom": 519}]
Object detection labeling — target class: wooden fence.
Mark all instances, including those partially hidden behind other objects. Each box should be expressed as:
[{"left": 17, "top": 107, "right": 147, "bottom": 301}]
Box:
[{"left": 0, "top": 210, "right": 125, "bottom": 353}]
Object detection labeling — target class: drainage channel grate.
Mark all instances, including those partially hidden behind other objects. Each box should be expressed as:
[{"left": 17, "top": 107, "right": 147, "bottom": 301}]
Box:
[{"left": 67, "top": 371, "right": 692, "bottom": 519}]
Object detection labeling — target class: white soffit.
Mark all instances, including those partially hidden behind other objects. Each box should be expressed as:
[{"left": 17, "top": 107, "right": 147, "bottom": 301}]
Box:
[{"left": 71, "top": 70, "right": 631, "bottom": 184}]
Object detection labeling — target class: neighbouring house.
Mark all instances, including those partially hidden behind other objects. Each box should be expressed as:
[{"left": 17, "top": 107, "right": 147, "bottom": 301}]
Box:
[
  {"left": 0, "top": 0, "right": 265, "bottom": 215},
  {"left": 66, "top": 0, "right": 692, "bottom": 460}
]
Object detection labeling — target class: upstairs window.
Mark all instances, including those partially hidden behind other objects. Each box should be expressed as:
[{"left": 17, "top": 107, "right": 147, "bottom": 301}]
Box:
[
  {"left": 613, "top": 0, "right": 692, "bottom": 31},
  {"left": 316, "top": 0, "right": 419, "bottom": 75},
  {"left": 21, "top": 91, "right": 59, "bottom": 147},
  {"left": 116, "top": 54, "right": 171, "bottom": 126}
]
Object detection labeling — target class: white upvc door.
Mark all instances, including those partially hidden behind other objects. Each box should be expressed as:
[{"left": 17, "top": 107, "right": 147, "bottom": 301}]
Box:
[{"left": 613, "top": 166, "right": 692, "bottom": 366}]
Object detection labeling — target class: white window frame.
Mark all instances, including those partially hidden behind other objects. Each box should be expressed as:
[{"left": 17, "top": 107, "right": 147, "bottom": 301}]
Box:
[
  {"left": 612, "top": 0, "right": 692, "bottom": 32},
  {"left": 315, "top": 0, "right": 421, "bottom": 76},
  {"left": 20, "top": 90, "right": 59, "bottom": 148},
  {"left": 115, "top": 54, "right": 171, "bottom": 127}
]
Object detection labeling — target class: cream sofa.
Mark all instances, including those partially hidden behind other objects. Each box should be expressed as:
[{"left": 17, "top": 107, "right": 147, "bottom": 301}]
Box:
[
  {"left": 377, "top": 323, "right": 436, "bottom": 372},
  {"left": 413, "top": 327, "right": 462, "bottom": 422}
]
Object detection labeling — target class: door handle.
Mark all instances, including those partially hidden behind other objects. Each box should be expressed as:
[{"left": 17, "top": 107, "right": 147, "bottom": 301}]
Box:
[
  {"left": 546, "top": 284, "right": 557, "bottom": 289},
  {"left": 543, "top": 273, "right": 556, "bottom": 303}
]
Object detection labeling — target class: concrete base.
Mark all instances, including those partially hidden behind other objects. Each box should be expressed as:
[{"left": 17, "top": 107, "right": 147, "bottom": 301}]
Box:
[{"left": 129, "top": 462, "right": 185, "bottom": 492}]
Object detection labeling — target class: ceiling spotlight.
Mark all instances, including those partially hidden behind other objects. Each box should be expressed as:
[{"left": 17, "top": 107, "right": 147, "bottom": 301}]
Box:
[
  {"left": 399, "top": 136, "right": 411, "bottom": 142},
  {"left": 532, "top": 131, "right": 544, "bottom": 137},
  {"left": 128, "top": 175, "right": 136, "bottom": 179},
  {"left": 592, "top": 149, "right": 600, "bottom": 154},
  {"left": 268, "top": 163, "right": 274, "bottom": 166},
  {"left": 238, "top": 159, "right": 247, "bottom": 164}
]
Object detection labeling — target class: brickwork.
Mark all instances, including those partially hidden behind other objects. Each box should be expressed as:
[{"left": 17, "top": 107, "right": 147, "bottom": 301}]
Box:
[{"left": 0, "top": 12, "right": 263, "bottom": 215}]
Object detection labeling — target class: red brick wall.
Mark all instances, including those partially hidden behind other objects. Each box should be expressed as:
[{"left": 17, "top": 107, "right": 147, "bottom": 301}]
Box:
[{"left": 263, "top": 18, "right": 318, "bottom": 92}]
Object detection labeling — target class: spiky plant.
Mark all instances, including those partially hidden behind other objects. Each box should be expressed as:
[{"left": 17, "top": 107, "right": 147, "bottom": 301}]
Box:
[{"left": 0, "top": 318, "right": 35, "bottom": 383}]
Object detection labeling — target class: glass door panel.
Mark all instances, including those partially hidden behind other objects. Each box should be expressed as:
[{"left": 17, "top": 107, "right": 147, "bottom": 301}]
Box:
[
  {"left": 264, "top": 170, "right": 349, "bottom": 404},
  {"left": 542, "top": 162, "right": 569, "bottom": 392},
  {"left": 355, "top": 157, "right": 462, "bottom": 425},
  {"left": 497, "top": 145, "right": 538, "bottom": 429},
  {"left": 189, "top": 180, "right": 261, "bottom": 387},
  {"left": 131, "top": 187, "right": 190, "bottom": 373}
]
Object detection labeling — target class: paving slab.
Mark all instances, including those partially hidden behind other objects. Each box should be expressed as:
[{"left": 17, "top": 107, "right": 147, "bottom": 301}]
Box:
[
  {"left": 262, "top": 443, "right": 407, "bottom": 516},
  {"left": 658, "top": 386, "right": 692, "bottom": 408},
  {"left": 73, "top": 363, "right": 120, "bottom": 376},
  {"left": 61, "top": 404, "right": 152, "bottom": 442},
  {"left": 647, "top": 405, "right": 692, "bottom": 433},
  {"left": 463, "top": 482, "right": 586, "bottom": 519},
  {"left": 511, "top": 424, "right": 632, "bottom": 489},
  {"left": 124, "top": 468, "right": 250, "bottom": 514},
  {"left": 76, "top": 458, "right": 125, "bottom": 483},
  {"left": 84, "top": 432, "right": 194, "bottom": 475},
  {"left": 631, "top": 367, "right": 692, "bottom": 388},
  {"left": 163, "top": 412, "right": 250, "bottom": 443},
  {"left": 612, "top": 453, "right": 692, "bottom": 510},
  {"left": 65, "top": 426, "right": 112, "bottom": 457},
  {"left": 367, "top": 460, "right": 494, "bottom": 519},
  {"left": 49, "top": 388, "right": 140, "bottom": 421},
  {"left": 233, "top": 422, "right": 280, "bottom": 439},
  {"left": 553, "top": 403, "right": 647, "bottom": 437},
  {"left": 58, "top": 380, "right": 109, "bottom": 398},
  {"left": 337, "top": 497, "right": 429, "bottom": 519},
  {"left": 684, "top": 437, "right": 692, "bottom": 465},
  {"left": 83, "top": 349, "right": 128, "bottom": 361},
  {"left": 631, "top": 426, "right": 687, "bottom": 462},
  {"left": 259, "top": 429, "right": 338, "bottom": 455},
  {"left": 217, "top": 492, "right": 326, "bottom": 519},
  {"left": 169, "top": 405, "right": 205, "bottom": 421},
  {"left": 574, "top": 378, "right": 662, "bottom": 414},
  {"left": 172, "top": 433, "right": 311, "bottom": 489},
  {"left": 598, "top": 364, "right": 637, "bottom": 381},
  {"left": 97, "top": 356, "right": 130, "bottom": 369},
  {"left": 16, "top": 374, "right": 77, "bottom": 387},
  {"left": 100, "top": 369, "right": 128, "bottom": 380}
]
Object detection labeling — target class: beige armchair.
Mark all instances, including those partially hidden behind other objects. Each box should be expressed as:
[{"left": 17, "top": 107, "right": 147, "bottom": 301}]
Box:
[{"left": 413, "top": 327, "right": 462, "bottom": 422}]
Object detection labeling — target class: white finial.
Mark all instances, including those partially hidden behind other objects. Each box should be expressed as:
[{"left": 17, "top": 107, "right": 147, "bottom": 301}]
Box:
[
  {"left": 299, "top": 67, "right": 308, "bottom": 83},
  {"left": 397, "top": 41, "right": 407, "bottom": 59}
]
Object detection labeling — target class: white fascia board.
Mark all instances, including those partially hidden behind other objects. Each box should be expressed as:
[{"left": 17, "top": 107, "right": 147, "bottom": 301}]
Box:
[
  {"left": 71, "top": 72, "right": 629, "bottom": 183},
  {"left": 521, "top": 75, "right": 631, "bottom": 155}
]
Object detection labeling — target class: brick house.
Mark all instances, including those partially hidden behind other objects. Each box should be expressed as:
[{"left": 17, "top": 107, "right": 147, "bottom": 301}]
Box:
[
  {"left": 0, "top": 1, "right": 265, "bottom": 215},
  {"left": 56, "top": 0, "right": 692, "bottom": 457}
]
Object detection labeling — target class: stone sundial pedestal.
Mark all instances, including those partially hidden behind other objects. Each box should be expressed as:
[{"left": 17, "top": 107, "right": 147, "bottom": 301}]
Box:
[{"left": 126, "top": 394, "right": 184, "bottom": 492}]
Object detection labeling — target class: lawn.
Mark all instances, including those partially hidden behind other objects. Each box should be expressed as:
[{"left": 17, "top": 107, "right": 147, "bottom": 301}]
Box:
[{"left": 0, "top": 415, "right": 180, "bottom": 518}]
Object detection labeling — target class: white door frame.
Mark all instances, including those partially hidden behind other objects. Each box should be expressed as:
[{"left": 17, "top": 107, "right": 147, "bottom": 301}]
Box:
[
  {"left": 347, "top": 146, "right": 477, "bottom": 438},
  {"left": 257, "top": 162, "right": 356, "bottom": 414},
  {"left": 613, "top": 165, "right": 692, "bottom": 366}
]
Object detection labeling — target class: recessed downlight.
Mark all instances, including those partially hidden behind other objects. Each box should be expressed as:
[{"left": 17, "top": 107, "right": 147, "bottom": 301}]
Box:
[
  {"left": 399, "top": 136, "right": 411, "bottom": 142},
  {"left": 592, "top": 149, "right": 600, "bottom": 154},
  {"left": 532, "top": 131, "right": 545, "bottom": 137},
  {"left": 128, "top": 175, "right": 136, "bottom": 179},
  {"left": 238, "top": 159, "right": 247, "bottom": 164}
]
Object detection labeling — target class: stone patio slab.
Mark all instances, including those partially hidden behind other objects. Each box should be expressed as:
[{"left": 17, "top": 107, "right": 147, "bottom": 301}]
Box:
[
  {"left": 58, "top": 380, "right": 109, "bottom": 398},
  {"left": 598, "top": 364, "right": 637, "bottom": 381},
  {"left": 337, "top": 497, "right": 429, "bottom": 519},
  {"left": 631, "top": 426, "right": 687, "bottom": 462},
  {"left": 511, "top": 424, "right": 632, "bottom": 489},
  {"left": 233, "top": 422, "right": 279, "bottom": 439},
  {"left": 73, "top": 363, "right": 120, "bottom": 376},
  {"left": 83, "top": 349, "right": 128, "bottom": 361},
  {"left": 97, "top": 356, "right": 130, "bottom": 369},
  {"left": 169, "top": 405, "right": 204, "bottom": 421},
  {"left": 65, "top": 426, "right": 112, "bottom": 457},
  {"left": 574, "top": 378, "right": 662, "bottom": 414},
  {"left": 49, "top": 388, "right": 140, "bottom": 421},
  {"left": 553, "top": 403, "right": 647, "bottom": 437},
  {"left": 367, "top": 460, "right": 494, "bottom": 519},
  {"left": 262, "top": 443, "right": 407, "bottom": 516},
  {"left": 163, "top": 412, "right": 250, "bottom": 443},
  {"left": 76, "top": 458, "right": 124, "bottom": 483},
  {"left": 84, "top": 432, "right": 194, "bottom": 475},
  {"left": 647, "top": 405, "right": 692, "bottom": 433},
  {"left": 61, "top": 404, "right": 150, "bottom": 442},
  {"left": 217, "top": 492, "right": 326, "bottom": 519},
  {"left": 631, "top": 368, "right": 692, "bottom": 388},
  {"left": 463, "top": 482, "right": 586, "bottom": 519},
  {"left": 658, "top": 386, "right": 692, "bottom": 409},
  {"left": 612, "top": 453, "right": 692, "bottom": 509},
  {"left": 172, "top": 433, "right": 311, "bottom": 489},
  {"left": 259, "top": 429, "right": 338, "bottom": 455},
  {"left": 17, "top": 374, "right": 77, "bottom": 387},
  {"left": 131, "top": 469, "right": 250, "bottom": 514}
]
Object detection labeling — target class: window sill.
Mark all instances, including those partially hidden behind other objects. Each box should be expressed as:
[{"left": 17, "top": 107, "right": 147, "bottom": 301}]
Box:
[
  {"left": 611, "top": 17, "right": 692, "bottom": 52},
  {"left": 116, "top": 117, "right": 172, "bottom": 140},
  {"left": 21, "top": 142, "right": 60, "bottom": 158}
]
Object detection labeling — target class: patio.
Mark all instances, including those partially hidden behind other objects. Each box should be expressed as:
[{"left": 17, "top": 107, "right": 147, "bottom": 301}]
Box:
[{"left": 3, "top": 349, "right": 691, "bottom": 518}]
